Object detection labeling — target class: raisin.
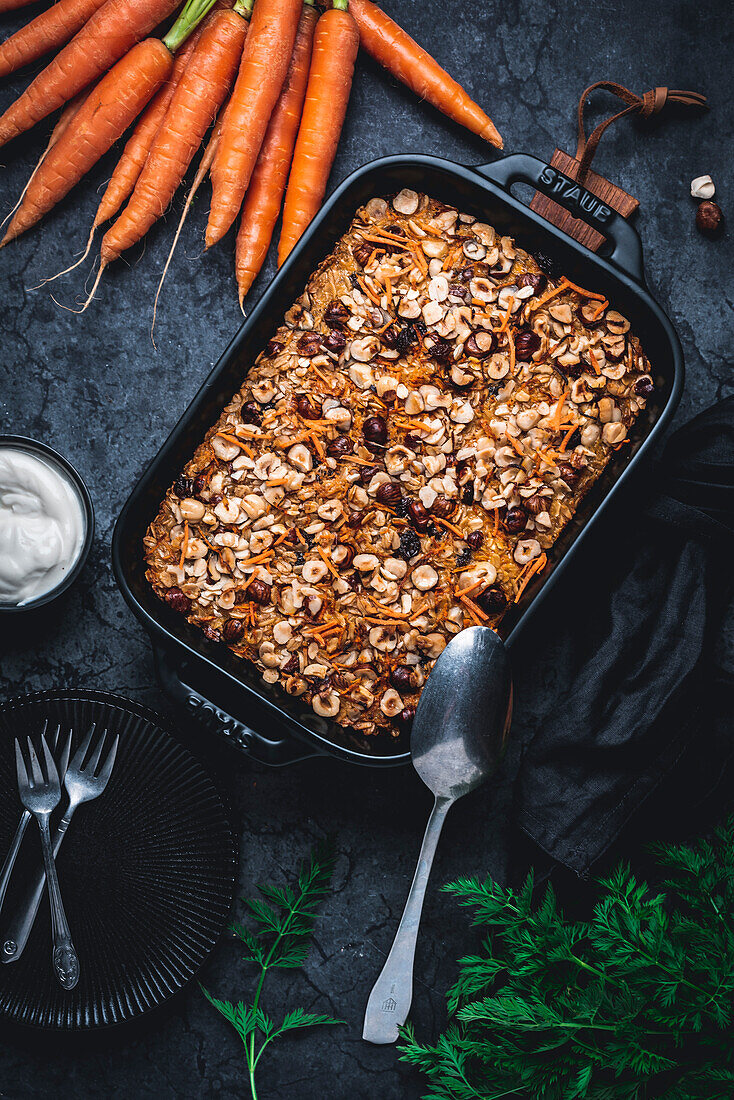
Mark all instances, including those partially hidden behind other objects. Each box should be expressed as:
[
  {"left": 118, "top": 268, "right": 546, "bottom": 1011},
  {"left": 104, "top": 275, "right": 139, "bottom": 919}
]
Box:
[
  {"left": 397, "top": 529, "right": 421, "bottom": 561},
  {"left": 165, "top": 587, "right": 191, "bottom": 614}
]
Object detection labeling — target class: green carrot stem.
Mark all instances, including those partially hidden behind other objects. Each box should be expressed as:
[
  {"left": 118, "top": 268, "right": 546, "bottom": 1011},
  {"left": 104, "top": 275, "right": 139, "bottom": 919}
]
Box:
[
  {"left": 232, "top": 0, "right": 254, "bottom": 19},
  {"left": 163, "top": 0, "right": 218, "bottom": 52},
  {"left": 332, "top": 0, "right": 348, "bottom": 9}
]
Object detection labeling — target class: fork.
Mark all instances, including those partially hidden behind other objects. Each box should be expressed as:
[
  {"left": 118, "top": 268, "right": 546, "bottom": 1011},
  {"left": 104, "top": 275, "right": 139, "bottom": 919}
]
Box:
[
  {"left": 0, "top": 722, "right": 71, "bottom": 919},
  {"left": 3, "top": 724, "right": 118, "bottom": 967},
  {"left": 14, "top": 734, "right": 79, "bottom": 990}
]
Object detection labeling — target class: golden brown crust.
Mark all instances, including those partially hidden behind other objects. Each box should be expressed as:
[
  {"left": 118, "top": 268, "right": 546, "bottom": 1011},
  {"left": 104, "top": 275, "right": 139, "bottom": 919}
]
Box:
[{"left": 144, "top": 190, "right": 654, "bottom": 738}]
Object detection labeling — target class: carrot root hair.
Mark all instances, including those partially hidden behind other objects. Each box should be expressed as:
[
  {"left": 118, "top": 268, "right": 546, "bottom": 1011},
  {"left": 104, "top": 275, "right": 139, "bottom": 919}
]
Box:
[
  {"left": 29, "top": 222, "right": 97, "bottom": 289},
  {"left": 52, "top": 261, "right": 106, "bottom": 314}
]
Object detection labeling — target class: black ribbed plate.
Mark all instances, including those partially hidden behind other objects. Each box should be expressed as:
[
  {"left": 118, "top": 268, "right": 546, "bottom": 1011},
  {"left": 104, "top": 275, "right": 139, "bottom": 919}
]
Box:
[{"left": 0, "top": 691, "right": 236, "bottom": 1030}]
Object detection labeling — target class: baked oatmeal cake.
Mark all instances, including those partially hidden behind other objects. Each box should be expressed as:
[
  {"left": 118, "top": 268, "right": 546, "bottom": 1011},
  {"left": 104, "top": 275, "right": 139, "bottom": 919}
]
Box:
[{"left": 144, "top": 189, "right": 654, "bottom": 738}]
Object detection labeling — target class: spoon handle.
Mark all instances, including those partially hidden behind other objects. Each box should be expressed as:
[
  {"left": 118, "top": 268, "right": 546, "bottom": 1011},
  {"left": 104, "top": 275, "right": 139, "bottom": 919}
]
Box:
[{"left": 363, "top": 794, "right": 453, "bottom": 1044}]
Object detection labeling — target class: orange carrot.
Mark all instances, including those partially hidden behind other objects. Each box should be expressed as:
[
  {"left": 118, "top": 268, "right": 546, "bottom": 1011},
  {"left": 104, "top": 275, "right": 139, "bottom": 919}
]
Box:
[
  {"left": 151, "top": 106, "right": 224, "bottom": 333},
  {"left": 206, "top": 0, "right": 301, "bottom": 247},
  {"left": 349, "top": 0, "right": 503, "bottom": 148},
  {"left": 278, "top": 0, "right": 358, "bottom": 264},
  {"left": 1, "top": 90, "right": 88, "bottom": 234},
  {"left": 93, "top": 29, "right": 202, "bottom": 230},
  {"left": 235, "top": 0, "right": 316, "bottom": 303},
  {"left": 0, "top": 0, "right": 109, "bottom": 79},
  {"left": 1, "top": 0, "right": 219, "bottom": 246},
  {"left": 91, "top": 0, "right": 233, "bottom": 230},
  {"left": 101, "top": 4, "right": 249, "bottom": 266},
  {"left": 2, "top": 40, "right": 173, "bottom": 246},
  {"left": 0, "top": 0, "right": 181, "bottom": 148}
]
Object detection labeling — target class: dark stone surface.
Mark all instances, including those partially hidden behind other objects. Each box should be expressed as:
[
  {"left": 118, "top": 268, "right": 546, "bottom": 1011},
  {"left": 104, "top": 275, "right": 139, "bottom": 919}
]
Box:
[{"left": 0, "top": 0, "right": 731, "bottom": 1096}]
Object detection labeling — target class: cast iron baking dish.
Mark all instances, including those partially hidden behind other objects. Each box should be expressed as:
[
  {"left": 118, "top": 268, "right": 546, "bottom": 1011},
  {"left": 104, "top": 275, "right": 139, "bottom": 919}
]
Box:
[{"left": 112, "top": 153, "right": 684, "bottom": 768}]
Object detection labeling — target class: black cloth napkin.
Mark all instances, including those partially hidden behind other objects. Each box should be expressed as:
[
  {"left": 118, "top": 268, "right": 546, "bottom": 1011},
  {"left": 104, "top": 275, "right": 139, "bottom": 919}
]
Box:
[{"left": 511, "top": 397, "right": 734, "bottom": 876}]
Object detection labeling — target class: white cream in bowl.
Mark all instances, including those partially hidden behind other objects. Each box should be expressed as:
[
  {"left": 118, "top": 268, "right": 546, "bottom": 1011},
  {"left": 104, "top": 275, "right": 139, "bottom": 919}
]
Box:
[{"left": 0, "top": 446, "right": 86, "bottom": 606}]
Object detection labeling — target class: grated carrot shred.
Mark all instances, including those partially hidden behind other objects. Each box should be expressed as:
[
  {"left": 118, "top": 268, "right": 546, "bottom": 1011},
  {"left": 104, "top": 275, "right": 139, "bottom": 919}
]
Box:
[
  {"left": 529, "top": 278, "right": 569, "bottom": 311},
  {"left": 549, "top": 389, "right": 570, "bottom": 432},
  {"left": 454, "top": 578, "right": 483, "bottom": 598},
  {"left": 458, "top": 594, "right": 489, "bottom": 622},
  {"left": 587, "top": 347, "right": 601, "bottom": 375},
  {"left": 434, "top": 516, "right": 464, "bottom": 538},
  {"left": 240, "top": 551, "right": 274, "bottom": 568},
  {"left": 497, "top": 298, "right": 514, "bottom": 332},
  {"left": 317, "top": 546, "right": 342, "bottom": 581},
  {"left": 564, "top": 279, "right": 607, "bottom": 301},
  {"left": 591, "top": 297, "right": 609, "bottom": 320},
  {"left": 215, "top": 432, "right": 246, "bottom": 449}
]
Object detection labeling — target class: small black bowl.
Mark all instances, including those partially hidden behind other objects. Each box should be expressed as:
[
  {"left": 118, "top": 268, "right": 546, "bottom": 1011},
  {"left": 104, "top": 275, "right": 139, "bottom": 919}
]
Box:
[{"left": 0, "top": 436, "right": 94, "bottom": 614}]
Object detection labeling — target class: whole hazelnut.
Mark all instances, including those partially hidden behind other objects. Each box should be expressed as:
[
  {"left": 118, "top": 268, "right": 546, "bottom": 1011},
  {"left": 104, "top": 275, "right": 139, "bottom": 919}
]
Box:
[
  {"left": 376, "top": 482, "right": 402, "bottom": 508},
  {"left": 557, "top": 462, "right": 582, "bottom": 487},
  {"left": 523, "top": 494, "right": 545, "bottom": 515},
  {"left": 322, "top": 328, "right": 347, "bottom": 354},
  {"left": 297, "top": 332, "right": 322, "bottom": 356},
  {"left": 323, "top": 300, "right": 350, "bottom": 326},
  {"left": 358, "top": 464, "right": 380, "bottom": 485},
  {"left": 514, "top": 330, "right": 541, "bottom": 360},
  {"left": 363, "top": 415, "right": 387, "bottom": 449},
  {"left": 430, "top": 495, "right": 457, "bottom": 519},
  {"left": 396, "top": 706, "right": 416, "bottom": 728},
  {"left": 503, "top": 508, "right": 527, "bottom": 534},
  {"left": 326, "top": 435, "right": 353, "bottom": 458},
  {"left": 476, "top": 585, "right": 508, "bottom": 615},
  {"left": 467, "top": 531, "right": 484, "bottom": 551},
  {"left": 390, "top": 667, "right": 414, "bottom": 692},
  {"left": 696, "top": 200, "right": 723, "bottom": 235},
  {"left": 247, "top": 579, "right": 272, "bottom": 605},
  {"left": 407, "top": 500, "right": 431, "bottom": 532},
  {"left": 352, "top": 242, "right": 373, "bottom": 267},
  {"left": 296, "top": 395, "right": 321, "bottom": 420},
  {"left": 223, "top": 619, "right": 245, "bottom": 644}
]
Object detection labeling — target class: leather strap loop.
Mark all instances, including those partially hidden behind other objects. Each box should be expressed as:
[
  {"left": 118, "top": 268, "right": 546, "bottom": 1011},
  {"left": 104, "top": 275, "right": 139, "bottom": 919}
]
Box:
[{"left": 575, "top": 81, "right": 707, "bottom": 182}]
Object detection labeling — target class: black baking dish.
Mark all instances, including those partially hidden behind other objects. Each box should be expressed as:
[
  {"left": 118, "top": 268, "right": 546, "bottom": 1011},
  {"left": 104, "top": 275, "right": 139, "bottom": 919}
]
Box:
[{"left": 112, "top": 152, "right": 684, "bottom": 768}]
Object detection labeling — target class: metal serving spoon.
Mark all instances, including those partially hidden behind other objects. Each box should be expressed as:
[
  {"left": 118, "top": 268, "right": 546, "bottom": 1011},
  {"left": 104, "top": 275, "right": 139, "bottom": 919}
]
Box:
[{"left": 363, "top": 626, "right": 512, "bottom": 1045}]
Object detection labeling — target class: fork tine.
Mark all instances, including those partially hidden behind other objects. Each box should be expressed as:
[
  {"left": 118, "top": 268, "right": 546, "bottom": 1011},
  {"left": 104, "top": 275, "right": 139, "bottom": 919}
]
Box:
[
  {"left": 86, "top": 728, "right": 108, "bottom": 775},
  {"left": 58, "top": 731, "right": 73, "bottom": 782},
  {"left": 41, "top": 735, "right": 60, "bottom": 786},
  {"left": 97, "top": 734, "right": 119, "bottom": 788},
  {"left": 14, "top": 739, "right": 28, "bottom": 789},
  {"left": 51, "top": 722, "right": 63, "bottom": 752},
  {"left": 69, "top": 722, "right": 96, "bottom": 772},
  {"left": 27, "top": 737, "right": 43, "bottom": 786}
]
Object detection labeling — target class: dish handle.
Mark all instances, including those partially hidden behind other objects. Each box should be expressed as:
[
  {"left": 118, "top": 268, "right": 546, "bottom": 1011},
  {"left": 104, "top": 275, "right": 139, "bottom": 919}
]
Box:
[
  {"left": 153, "top": 645, "right": 322, "bottom": 767},
  {"left": 475, "top": 153, "right": 645, "bottom": 286}
]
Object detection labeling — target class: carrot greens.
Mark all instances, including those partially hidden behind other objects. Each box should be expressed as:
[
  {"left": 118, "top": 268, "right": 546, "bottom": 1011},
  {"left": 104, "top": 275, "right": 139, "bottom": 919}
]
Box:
[{"left": 201, "top": 839, "right": 344, "bottom": 1100}]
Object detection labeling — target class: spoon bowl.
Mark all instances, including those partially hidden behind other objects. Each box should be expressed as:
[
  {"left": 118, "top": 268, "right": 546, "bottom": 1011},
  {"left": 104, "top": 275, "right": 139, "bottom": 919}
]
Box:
[{"left": 412, "top": 626, "right": 511, "bottom": 799}]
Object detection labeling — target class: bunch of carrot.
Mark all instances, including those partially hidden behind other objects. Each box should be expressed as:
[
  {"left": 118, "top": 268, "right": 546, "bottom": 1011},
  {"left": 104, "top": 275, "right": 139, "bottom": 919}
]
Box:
[{"left": 0, "top": 0, "right": 503, "bottom": 315}]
